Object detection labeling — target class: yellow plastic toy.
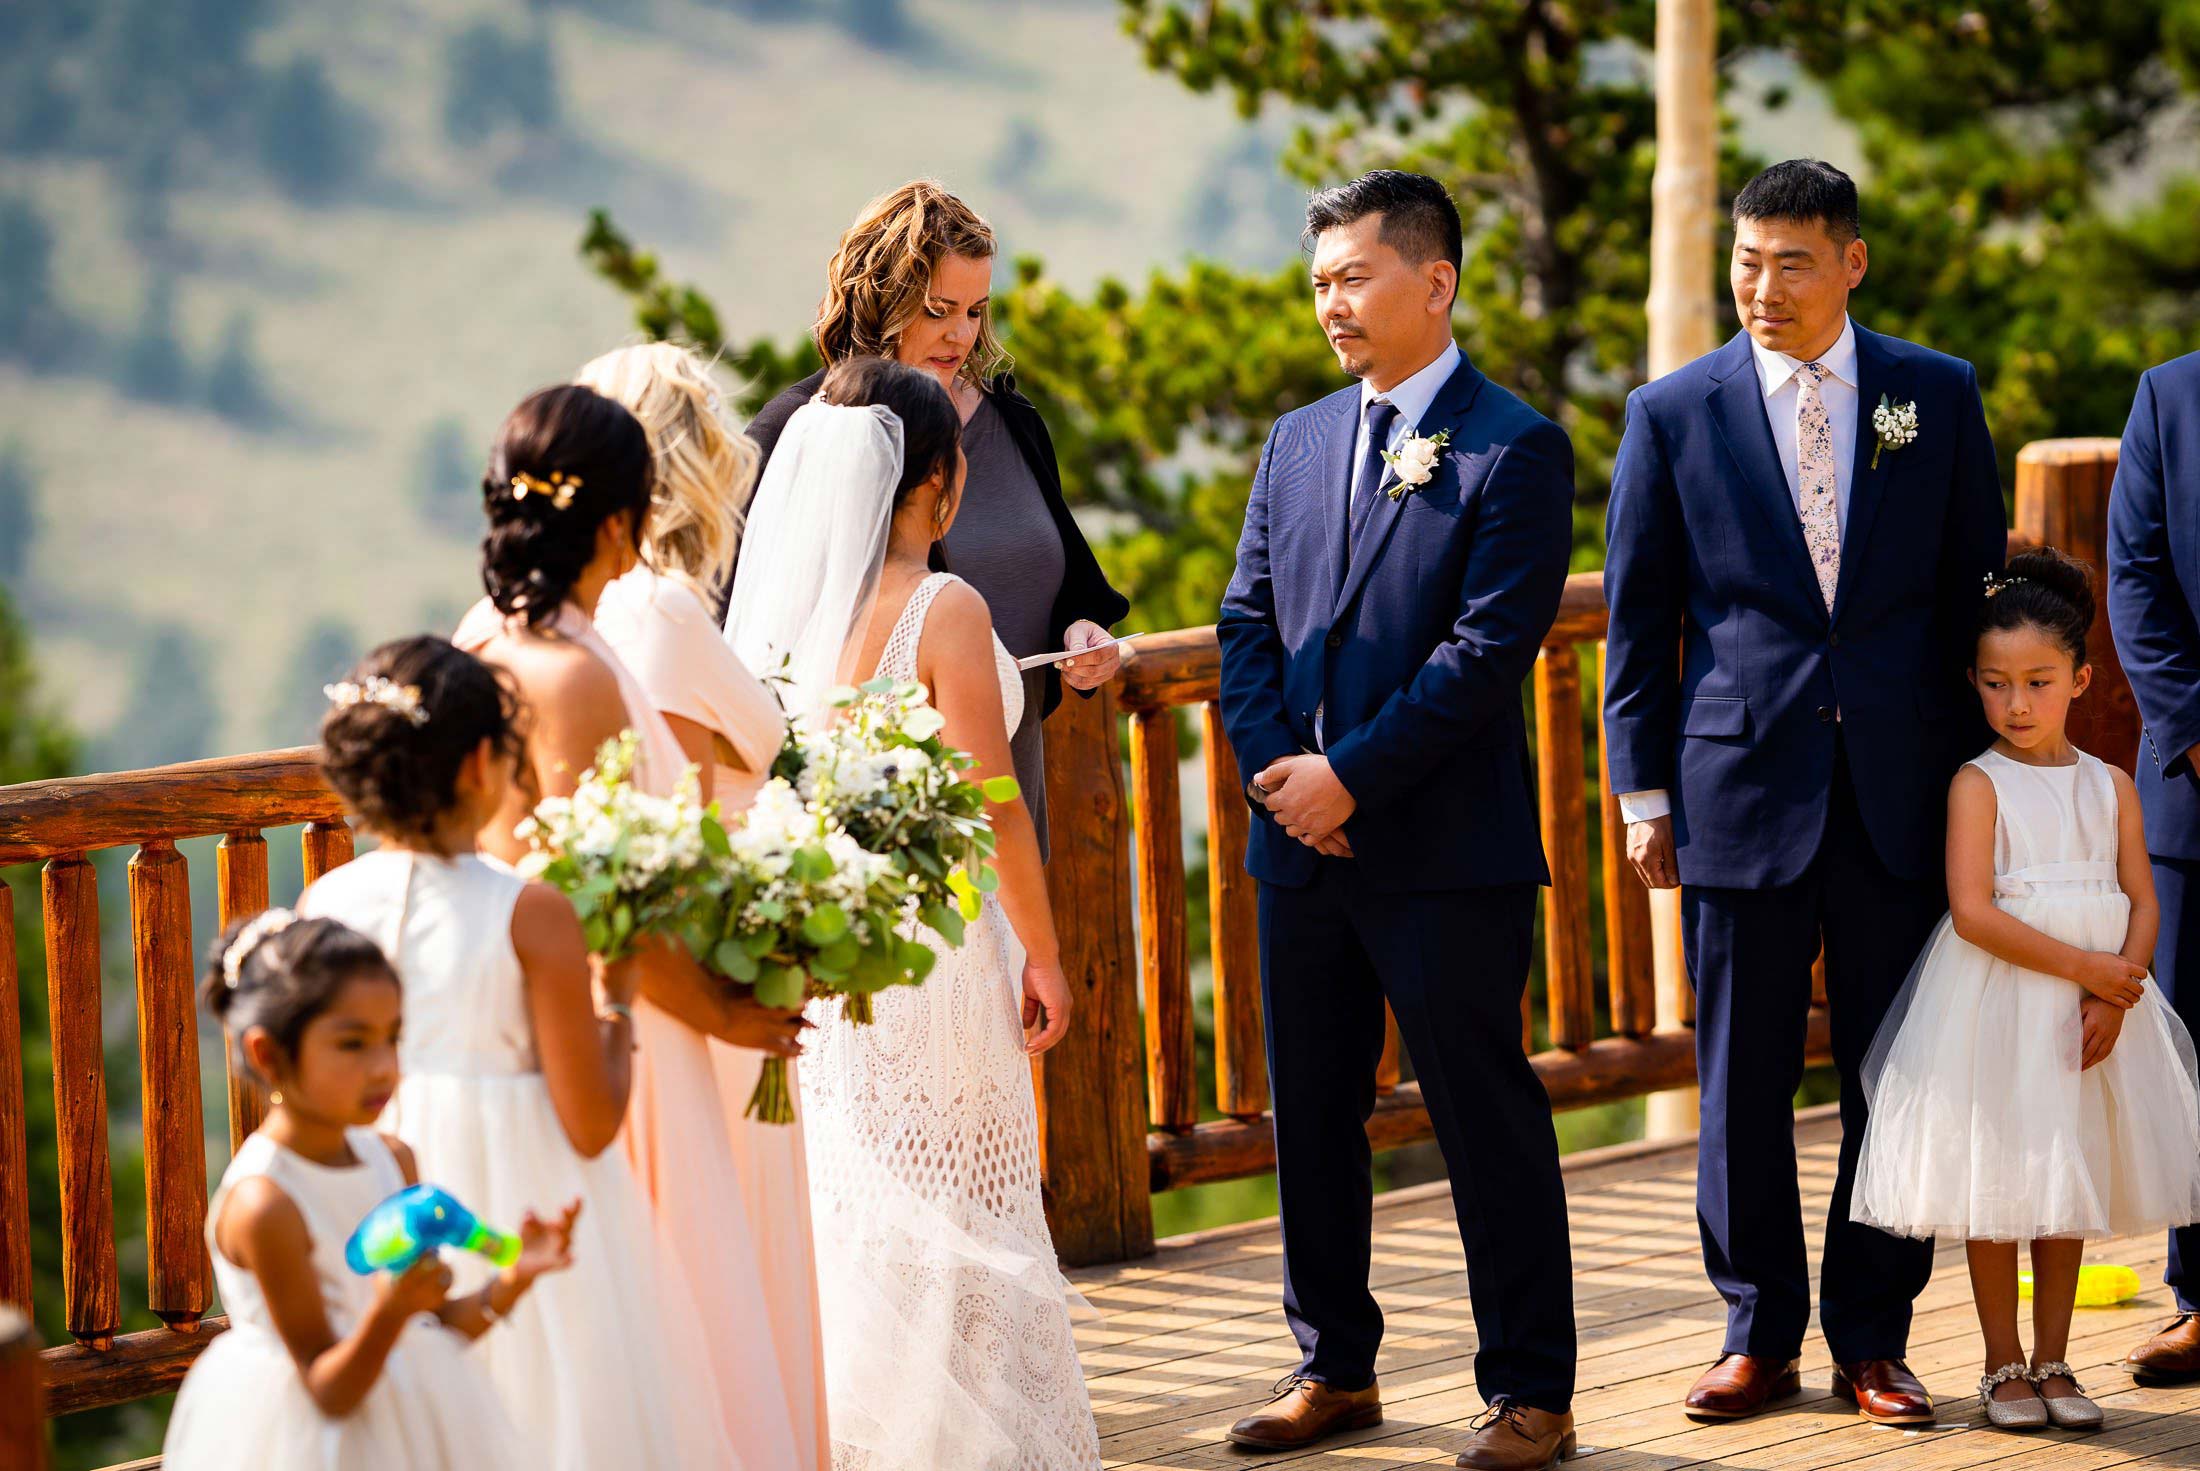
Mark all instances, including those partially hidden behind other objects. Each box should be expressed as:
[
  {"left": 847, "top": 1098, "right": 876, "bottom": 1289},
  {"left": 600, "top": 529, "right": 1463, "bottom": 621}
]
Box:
[{"left": 2017, "top": 1263, "right": 2142, "bottom": 1306}]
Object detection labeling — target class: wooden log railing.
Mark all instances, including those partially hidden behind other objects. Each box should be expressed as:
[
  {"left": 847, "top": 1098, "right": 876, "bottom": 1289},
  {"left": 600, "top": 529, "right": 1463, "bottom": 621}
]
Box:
[
  {"left": 0, "top": 438, "right": 2133, "bottom": 1448},
  {"left": 1113, "top": 576, "right": 1797, "bottom": 1194}
]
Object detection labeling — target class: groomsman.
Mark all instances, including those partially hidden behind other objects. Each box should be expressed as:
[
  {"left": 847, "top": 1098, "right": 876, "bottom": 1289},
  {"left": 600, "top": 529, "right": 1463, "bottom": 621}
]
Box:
[
  {"left": 2109, "top": 353, "right": 2200, "bottom": 1380},
  {"left": 1603, "top": 160, "right": 2006, "bottom": 1423},
  {"left": 1217, "top": 171, "right": 1577, "bottom": 1468}
]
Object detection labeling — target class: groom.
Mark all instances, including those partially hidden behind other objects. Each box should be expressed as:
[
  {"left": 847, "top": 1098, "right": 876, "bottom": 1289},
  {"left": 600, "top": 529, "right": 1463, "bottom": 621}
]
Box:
[
  {"left": 1603, "top": 160, "right": 2006, "bottom": 1424},
  {"left": 1218, "top": 170, "right": 1578, "bottom": 1469}
]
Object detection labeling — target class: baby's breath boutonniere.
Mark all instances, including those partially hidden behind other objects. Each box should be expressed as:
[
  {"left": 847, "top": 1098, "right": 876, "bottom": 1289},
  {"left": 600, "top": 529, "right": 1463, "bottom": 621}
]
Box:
[
  {"left": 1870, "top": 395, "right": 1918, "bottom": 470},
  {"left": 1382, "top": 427, "right": 1452, "bottom": 500}
]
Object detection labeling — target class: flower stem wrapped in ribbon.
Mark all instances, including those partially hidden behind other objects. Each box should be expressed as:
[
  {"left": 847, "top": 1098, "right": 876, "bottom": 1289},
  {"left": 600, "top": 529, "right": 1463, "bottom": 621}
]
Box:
[{"left": 516, "top": 731, "right": 715, "bottom": 965}]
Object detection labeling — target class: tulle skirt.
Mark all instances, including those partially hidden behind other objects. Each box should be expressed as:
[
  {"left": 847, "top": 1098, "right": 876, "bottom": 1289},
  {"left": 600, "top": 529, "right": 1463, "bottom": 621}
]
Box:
[
  {"left": 163, "top": 1318, "right": 524, "bottom": 1471},
  {"left": 384, "top": 1069, "right": 739, "bottom": 1468},
  {"left": 1852, "top": 893, "right": 2200, "bottom": 1242}
]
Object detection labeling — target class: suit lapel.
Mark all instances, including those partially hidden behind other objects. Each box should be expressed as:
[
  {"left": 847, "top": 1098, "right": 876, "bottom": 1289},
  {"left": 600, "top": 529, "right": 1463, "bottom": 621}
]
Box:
[
  {"left": 1333, "top": 355, "right": 1485, "bottom": 619},
  {"left": 1317, "top": 392, "right": 1356, "bottom": 601},
  {"left": 1705, "top": 333, "right": 1822, "bottom": 611},
  {"left": 1831, "top": 326, "right": 1900, "bottom": 623}
]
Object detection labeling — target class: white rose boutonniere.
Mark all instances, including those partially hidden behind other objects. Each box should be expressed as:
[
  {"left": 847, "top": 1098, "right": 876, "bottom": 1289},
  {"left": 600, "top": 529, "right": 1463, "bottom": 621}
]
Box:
[
  {"left": 1381, "top": 427, "right": 1452, "bottom": 500},
  {"left": 1870, "top": 395, "right": 1918, "bottom": 470}
]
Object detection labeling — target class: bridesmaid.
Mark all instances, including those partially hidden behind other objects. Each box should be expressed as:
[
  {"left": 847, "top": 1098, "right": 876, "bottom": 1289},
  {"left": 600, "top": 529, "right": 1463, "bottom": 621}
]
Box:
[
  {"left": 738, "top": 179, "right": 1131, "bottom": 857},
  {"left": 452, "top": 383, "right": 806, "bottom": 1466},
  {"left": 581, "top": 341, "right": 832, "bottom": 1468}
]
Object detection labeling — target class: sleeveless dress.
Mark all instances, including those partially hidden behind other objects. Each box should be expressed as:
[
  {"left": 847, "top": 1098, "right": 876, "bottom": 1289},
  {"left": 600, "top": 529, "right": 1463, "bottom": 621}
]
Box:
[
  {"left": 454, "top": 596, "right": 802, "bottom": 1467},
  {"left": 161, "top": 1128, "right": 524, "bottom": 1471},
  {"left": 597, "top": 566, "right": 831, "bottom": 1469},
  {"left": 1852, "top": 748, "right": 2200, "bottom": 1242},
  {"left": 300, "top": 850, "right": 739, "bottom": 1468},
  {"left": 800, "top": 571, "right": 1103, "bottom": 1471}
]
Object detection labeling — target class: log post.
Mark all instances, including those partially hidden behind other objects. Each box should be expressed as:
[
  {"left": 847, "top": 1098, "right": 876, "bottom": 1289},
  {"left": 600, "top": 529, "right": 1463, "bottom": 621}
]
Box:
[
  {"left": 1127, "top": 709, "right": 1194, "bottom": 1133},
  {"left": 0, "top": 882, "right": 31, "bottom": 1314},
  {"left": 1035, "top": 688, "right": 1155, "bottom": 1265},
  {"left": 1535, "top": 645, "right": 1596, "bottom": 1050},
  {"left": 1200, "top": 704, "right": 1268, "bottom": 1121},
  {"left": 130, "top": 839, "right": 208, "bottom": 1330},
  {"left": 301, "top": 819, "right": 354, "bottom": 884},
  {"left": 2014, "top": 438, "right": 2138, "bottom": 772},
  {"left": 43, "top": 856, "right": 118, "bottom": 1349},
  {"left": 216, "top": 830, "right": 272, "bottom": 1148},
  {"left": 1642, "top": 0, "right": 1719, "bottom": 1137},
  {"left": 0, "top": 1307, "right": 45, "bottom": 1471},
  {"left": 1595, "top": 644, "right": 1656, "bottom": 1038}
]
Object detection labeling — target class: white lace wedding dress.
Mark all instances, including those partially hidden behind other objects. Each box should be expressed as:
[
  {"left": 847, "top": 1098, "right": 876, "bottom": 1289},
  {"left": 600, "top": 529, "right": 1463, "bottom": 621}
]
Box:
[{"left": 800, "top": 571, "right": 1103, "bottom": 1471}]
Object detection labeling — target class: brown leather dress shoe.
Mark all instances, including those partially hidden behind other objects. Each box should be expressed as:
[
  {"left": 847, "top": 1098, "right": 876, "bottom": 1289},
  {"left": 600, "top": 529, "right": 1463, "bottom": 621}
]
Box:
[
  {"left": 1456, "top": 1398, "right": 1576, "bottom": 1470},
  {"left": 2127, "top": 1313, "right": 2200, "bottom": 1383},
  {"left": 1832, "top": 1359, "right": 1935, "bottom": 1425},
  {"left": 1682, "top": 1354, "right": 1803, "bottom": 1420},
  {"left": 1226, "top": 1374, "right": 1382, "bottom": 1451}
]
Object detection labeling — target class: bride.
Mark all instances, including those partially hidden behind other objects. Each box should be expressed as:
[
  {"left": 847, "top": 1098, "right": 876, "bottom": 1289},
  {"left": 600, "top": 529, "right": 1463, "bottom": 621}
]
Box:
[{"left": 725, "top": 355, "right": 1102, "bottom": 1470}]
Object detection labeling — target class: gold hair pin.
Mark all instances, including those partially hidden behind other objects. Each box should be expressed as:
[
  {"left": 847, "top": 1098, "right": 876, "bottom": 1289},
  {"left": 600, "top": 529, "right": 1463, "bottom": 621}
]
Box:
[
  {"left": 511, "top": 470, "right": 584, "bottom": 510},
  {"left": 1982, "top": 572, "right": 2028, "bottom": 598}
]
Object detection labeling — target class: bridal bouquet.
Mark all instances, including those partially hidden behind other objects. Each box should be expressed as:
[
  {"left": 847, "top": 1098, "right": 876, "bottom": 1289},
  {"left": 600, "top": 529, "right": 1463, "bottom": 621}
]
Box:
[
  {"left": 781, "top": 677, "right": 1020, "bottom": 950},
  {"left": 515, "top": 731, "right": 714, "bottom": 964},
  {"left": 691, "top": 776, "right": 935, "bottom": 1122}
]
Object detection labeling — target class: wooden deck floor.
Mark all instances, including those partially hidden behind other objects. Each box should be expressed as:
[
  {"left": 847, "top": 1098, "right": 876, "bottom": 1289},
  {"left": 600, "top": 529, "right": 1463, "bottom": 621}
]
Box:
[{"left": 1070, "top": 1107, "right": 2200, "bottom": 1470}]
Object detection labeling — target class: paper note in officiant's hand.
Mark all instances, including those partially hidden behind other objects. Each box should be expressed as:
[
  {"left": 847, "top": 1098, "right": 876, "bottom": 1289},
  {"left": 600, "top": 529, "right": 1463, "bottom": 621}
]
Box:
[{"left": 1016, "top": 634, "right": 1139, "bottom": 673}]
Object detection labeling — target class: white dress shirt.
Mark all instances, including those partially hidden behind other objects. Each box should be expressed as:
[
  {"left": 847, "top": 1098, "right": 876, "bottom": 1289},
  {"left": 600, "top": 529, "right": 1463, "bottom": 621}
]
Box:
[
  {"left": 1352, "top": 340, "right": 1463, "bottom": 491},
  {"left": 1616, "top": 317, "right": 1858, "bottom": 826}
]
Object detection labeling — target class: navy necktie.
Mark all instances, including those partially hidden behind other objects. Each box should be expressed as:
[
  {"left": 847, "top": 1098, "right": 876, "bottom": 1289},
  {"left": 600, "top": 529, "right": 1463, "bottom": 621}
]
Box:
[{"left": 1349, "top": 398, "right": 1399, "bottom": 552}]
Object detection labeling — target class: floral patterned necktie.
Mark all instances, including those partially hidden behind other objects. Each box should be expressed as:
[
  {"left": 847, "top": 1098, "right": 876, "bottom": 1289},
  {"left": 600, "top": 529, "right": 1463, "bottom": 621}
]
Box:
[{"left": 1795, "top": 361, "right": 1840, "bottom": 612}]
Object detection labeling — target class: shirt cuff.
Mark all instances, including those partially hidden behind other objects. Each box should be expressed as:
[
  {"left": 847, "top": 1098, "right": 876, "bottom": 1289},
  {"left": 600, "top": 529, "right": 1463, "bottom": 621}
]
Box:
[{"left": 1617, "top": 789, "right": 1671, "bottom": 824}]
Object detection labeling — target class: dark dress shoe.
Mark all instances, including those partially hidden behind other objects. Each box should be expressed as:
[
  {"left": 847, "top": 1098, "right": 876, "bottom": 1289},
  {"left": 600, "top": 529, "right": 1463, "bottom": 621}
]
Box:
[
  {"left": 1833, "top": 1359, "right": 1935, "bottom": 1425},
  {"left": 2127, "top": 1314, "right": 2200, "bottom": 1383},
  {"left": 1226, "top": 1374, "right": 1382, "bottom": 1451},
  {"left": 1683, "top": 1354, "right": 1803, "bottom": 1420}
]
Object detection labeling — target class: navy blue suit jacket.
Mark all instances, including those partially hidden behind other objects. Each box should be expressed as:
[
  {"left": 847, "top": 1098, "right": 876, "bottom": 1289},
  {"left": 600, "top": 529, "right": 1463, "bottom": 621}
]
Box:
[
  {"left": 1602, "top": 326, "right": 2006, "bottom": 890},
  {"left": 1217, "top": 354, "right": 1574, "bottom": 892},
  {"left": 2109, "top": 351, "right": 2200, "bottom": 862}
]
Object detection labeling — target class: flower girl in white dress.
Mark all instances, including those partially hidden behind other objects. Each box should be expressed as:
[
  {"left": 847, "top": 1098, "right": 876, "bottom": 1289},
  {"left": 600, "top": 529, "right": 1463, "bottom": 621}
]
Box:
[
  {"left": 163, "top": 913, "right": 573, "bottom": 1471},
  {"left": 1852, "top": 549, "right": 2200, "bottom": 1432},
  {"left": 300, "top": 636, "right": 740, "bottom": 1468}
]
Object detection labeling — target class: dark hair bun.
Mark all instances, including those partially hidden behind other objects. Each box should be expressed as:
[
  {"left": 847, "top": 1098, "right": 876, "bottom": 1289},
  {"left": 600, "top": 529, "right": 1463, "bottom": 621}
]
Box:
[
  {"left": 1977, "top": 546, "right": 2096, "bottom": 666},
  {"left": 816, "top": 356, "right": 960, "bottom": 507},
  {"left": 200, "top": 912, "right": 398, "bottom": 1085},
  {"left": 319, "top": 635, "right": 525, "bottom": 846},
  {"left": 481, "top": 385, "right": 653, "bottom": 627}
]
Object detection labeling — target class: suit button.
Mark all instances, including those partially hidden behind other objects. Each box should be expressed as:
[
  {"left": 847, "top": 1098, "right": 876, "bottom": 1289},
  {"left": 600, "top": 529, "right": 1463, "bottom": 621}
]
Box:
[
  {"left": 1326, "top": 632, "right": 1342, "bottom": 649},
  {"left": 1829, "top": 632, "right": 1841, "bottom": 648},
  {"left": 1817, "top": 706, "right": 1834, "bottom": 723}
]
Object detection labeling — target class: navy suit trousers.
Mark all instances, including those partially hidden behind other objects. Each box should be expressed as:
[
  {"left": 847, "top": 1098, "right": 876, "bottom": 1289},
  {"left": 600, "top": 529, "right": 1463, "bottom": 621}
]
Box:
[
  {"left": 1258, "top": 866, "right": 1575, "bottom": 1411},
  {"left": 2153, "top": 858, "right": 2200, "bottom": 1310},
  {"left": 1683, "top": 743, "right": 1942, "bottom": 1363}
]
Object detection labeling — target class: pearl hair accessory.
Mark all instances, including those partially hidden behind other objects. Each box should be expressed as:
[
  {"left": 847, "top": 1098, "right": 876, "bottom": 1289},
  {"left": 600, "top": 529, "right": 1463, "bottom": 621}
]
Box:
[
  {"left": 324, "top": 676, "right": 429, "bottom": 727},
  {"left": 222, "top": 908, "right": 299, "bottom": 989}
]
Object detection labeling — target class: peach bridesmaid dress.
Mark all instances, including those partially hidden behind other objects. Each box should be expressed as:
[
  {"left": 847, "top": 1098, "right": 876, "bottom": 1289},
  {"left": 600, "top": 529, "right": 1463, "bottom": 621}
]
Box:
[
  {"left": 597, "top": 567, "right": 833, "bottom": 1470},
  {"left": 456, "top": 594, "right": 803, "bottom": 1469}
]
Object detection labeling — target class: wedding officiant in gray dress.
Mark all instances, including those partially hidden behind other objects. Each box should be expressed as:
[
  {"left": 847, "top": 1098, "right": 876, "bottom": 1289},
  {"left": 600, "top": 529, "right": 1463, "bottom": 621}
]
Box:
[{"left": 735, "top": 180, "right": 1130, "bottom": 857}]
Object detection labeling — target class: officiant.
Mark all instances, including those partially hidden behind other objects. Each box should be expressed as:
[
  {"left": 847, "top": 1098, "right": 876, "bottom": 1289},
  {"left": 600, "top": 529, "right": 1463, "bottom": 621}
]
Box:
[{"left": 731, "top": 180, "right": 1129, "bottom": 858}]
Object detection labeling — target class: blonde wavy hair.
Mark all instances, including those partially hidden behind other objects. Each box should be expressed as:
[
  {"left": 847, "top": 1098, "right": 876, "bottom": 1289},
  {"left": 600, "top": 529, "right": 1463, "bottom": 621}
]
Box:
[
  {"left": 815, "top": 180, "right": 1009, "bottom": 384},
  {"left": 574, "top": 341, "right": 758, "bottom": 594}
]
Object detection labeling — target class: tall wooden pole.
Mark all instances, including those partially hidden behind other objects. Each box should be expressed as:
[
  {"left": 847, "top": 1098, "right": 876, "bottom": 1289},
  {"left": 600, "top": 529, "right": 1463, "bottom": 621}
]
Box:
[{"left": 1643, "top": 0, "right": 1719, "bottom": 1141}]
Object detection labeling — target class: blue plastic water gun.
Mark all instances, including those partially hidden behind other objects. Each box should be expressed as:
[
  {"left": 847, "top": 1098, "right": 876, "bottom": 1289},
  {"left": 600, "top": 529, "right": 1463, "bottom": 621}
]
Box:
[{"left": 344, "top": 1183, "right": 520, "bottom": 1275}]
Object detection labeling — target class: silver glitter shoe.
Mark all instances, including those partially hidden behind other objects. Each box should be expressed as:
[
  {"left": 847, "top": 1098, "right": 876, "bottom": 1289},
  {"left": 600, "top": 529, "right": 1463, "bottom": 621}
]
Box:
[
  {"left": 1978, "top": 1362, "right": 2048, "bottom": 1429},
  {"left": 2030, "top": 1362, "right": 2104, "bottom": 1430}
]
